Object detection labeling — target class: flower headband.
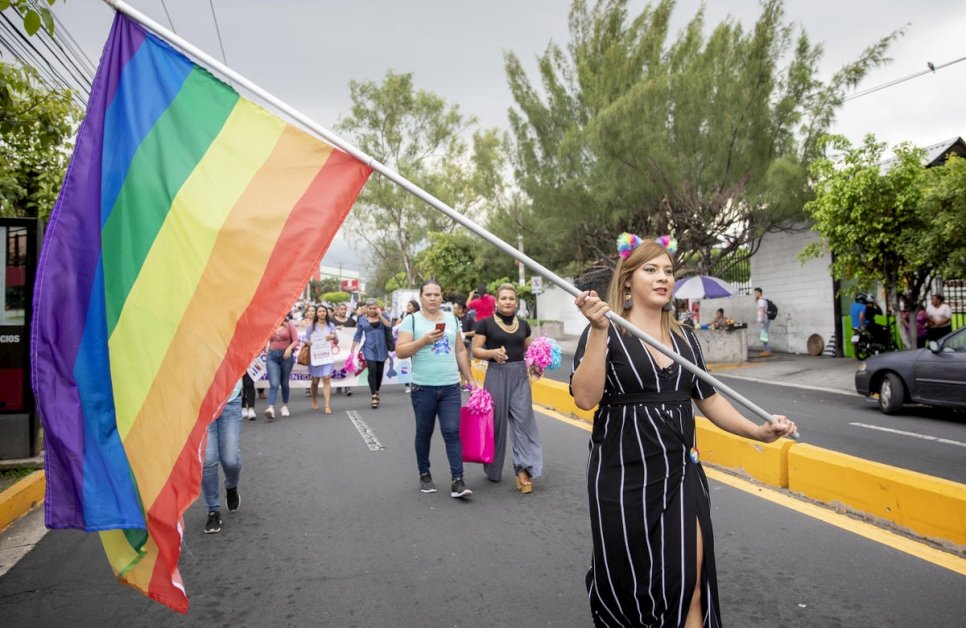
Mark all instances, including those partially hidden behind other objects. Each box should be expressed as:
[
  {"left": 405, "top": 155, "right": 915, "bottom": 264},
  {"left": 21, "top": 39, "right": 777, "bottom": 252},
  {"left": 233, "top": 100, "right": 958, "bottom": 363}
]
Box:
[{"left": 616, "top": 232, "right": 678, "bottom": 259}]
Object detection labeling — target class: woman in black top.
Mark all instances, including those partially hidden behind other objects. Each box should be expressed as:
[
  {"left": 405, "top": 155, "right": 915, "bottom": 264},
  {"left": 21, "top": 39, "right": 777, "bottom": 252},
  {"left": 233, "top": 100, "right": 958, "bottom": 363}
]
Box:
[
  {"left": 472, "top": 283, "right": 543, "bottom": 493},
  {"left": 571, "top": 235, "right": 797, "bottom": 627}
]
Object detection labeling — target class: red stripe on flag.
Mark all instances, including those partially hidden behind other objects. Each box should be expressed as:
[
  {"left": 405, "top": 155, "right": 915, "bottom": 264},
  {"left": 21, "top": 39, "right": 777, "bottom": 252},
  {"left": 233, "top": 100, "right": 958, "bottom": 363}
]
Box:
[{"left": 141, "top": 151, "right": 370, "bottom": 612}]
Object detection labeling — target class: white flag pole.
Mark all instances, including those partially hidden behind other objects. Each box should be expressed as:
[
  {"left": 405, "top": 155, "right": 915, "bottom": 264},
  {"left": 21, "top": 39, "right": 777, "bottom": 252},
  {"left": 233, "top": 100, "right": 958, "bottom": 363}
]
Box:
[{"left": 102, "top": 0, "right": 798, "bottom": 438}]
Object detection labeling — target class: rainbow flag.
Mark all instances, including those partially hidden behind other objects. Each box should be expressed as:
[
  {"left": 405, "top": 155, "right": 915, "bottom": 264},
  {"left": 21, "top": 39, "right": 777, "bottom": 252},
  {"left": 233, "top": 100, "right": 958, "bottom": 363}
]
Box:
[{"left": 30, "top": 13, "right": 370, "bottom": 612}]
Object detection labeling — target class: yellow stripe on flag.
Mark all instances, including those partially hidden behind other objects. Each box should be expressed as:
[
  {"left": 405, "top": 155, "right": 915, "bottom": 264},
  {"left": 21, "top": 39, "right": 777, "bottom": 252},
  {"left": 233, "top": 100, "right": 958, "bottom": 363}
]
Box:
[
  {"left": 109, "top": 100, "right": 285, "bottom": 439},
  {"left": 123, "top": 125, "right": 333, "bottom": 510}
]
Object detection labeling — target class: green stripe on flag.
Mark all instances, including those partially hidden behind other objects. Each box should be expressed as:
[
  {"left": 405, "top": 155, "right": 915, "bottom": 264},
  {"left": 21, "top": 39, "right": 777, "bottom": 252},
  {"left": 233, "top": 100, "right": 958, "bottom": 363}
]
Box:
[{"left": 102, "top": 68, "right": 239, "bottom": 335}]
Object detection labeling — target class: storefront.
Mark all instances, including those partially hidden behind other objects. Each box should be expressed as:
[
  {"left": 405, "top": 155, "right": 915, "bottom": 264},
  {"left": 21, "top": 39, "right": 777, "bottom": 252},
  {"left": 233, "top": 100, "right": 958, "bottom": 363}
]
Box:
[{"left": 0, "top": 217, "right": 40, "bottom": 458}]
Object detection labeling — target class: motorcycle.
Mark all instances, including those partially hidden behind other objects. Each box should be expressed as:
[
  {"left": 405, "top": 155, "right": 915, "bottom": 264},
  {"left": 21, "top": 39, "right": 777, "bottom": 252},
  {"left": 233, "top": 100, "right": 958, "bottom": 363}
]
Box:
[{"left": 851, "top": 322, "right": 896, "bottom": 360}]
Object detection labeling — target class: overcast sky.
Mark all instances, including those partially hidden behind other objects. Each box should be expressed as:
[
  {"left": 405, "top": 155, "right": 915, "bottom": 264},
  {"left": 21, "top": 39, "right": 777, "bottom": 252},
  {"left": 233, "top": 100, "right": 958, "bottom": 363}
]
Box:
[{"left": 50, "top": 0, "right": 966, "bottom": 274}]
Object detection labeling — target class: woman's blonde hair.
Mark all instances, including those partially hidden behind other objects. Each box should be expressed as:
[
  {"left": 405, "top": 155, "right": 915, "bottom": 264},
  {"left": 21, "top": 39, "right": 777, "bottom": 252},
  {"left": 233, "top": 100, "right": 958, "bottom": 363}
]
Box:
[
  {"left": 606, "top": 238, "right": 683, "bottom": 340},
  {"left": 495, "top": 283, "right": 516, "bottom": 297}
]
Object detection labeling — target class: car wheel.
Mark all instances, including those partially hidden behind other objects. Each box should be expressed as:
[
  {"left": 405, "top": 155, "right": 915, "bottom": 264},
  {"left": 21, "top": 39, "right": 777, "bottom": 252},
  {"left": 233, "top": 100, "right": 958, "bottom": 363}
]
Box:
[{"left": 878, "top": 373, "right": 905, "bottom": 414}]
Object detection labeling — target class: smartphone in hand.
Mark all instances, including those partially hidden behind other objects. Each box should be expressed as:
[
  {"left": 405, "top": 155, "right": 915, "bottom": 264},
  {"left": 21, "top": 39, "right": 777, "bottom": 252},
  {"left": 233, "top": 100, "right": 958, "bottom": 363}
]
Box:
[{"left": 435, "top": 322, "right": 446, "bottom": 333}]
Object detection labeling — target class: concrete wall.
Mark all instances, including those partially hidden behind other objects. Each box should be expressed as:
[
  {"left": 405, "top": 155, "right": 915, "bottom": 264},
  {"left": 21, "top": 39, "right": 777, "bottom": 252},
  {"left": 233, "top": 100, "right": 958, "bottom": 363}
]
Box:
[
  {"left": 534, "top": 228, "right": 838, "bottom": 355},
  {"left": 694, "top": 328, "right": 748, "bottom": 362},
  {"left": 536, "top": 281, "right": 588, "bottom": 337},
  {"left": 702, "top": 230, "right": 836, "bottom": 355}
]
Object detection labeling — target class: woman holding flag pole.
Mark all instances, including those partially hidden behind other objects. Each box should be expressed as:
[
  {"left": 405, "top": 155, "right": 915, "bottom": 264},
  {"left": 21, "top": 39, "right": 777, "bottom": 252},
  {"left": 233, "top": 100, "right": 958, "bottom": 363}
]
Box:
[
  {"left": 571, "top": 234, "right": 797, "bottom": 628},
  {"left": 48, "top": 2, "right": 799, "bottom": 612}
]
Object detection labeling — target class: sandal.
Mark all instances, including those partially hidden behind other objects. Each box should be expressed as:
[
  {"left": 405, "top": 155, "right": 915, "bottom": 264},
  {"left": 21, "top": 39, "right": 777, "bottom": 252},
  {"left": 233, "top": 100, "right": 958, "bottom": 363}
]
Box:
[
  {"left": 323, "top": 406, "right": 332, "bottom": 415},
  {"left": 371, "top": 394, "right": 379, "bottom": 409},
  {"left": 516, "top": 470, "right": 533, "bottom": 494}
]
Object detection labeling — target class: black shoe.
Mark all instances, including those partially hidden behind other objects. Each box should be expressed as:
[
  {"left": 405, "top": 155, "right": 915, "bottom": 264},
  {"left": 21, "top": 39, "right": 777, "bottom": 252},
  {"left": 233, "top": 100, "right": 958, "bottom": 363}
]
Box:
[
  {"left": 226, "top": 487, "right": 240, "bottom": 512},
  {"left": 419, "top": 473, "right": 437, "bottom": 493},
  {"left": 345, "top": 388, "right": 352, "bottom": 397},
  {"left": 450, "top": 478, "right": 472, "bottom": 498},
  {"left": 204, "top": 511, "right": 222, "bottom": 534}
]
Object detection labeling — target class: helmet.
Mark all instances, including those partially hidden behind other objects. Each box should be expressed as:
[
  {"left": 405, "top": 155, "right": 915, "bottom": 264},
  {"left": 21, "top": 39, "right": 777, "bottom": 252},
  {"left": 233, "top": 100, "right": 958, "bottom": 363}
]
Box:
[{"left": 855, "top": 293, "right": 867, "bottom": 303}]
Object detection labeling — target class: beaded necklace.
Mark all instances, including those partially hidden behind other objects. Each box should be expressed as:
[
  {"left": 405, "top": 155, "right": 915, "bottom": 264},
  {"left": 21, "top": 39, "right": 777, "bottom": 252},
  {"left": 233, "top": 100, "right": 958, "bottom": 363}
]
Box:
[{"left": 493, "top": 312, "right": 519, "bottom": 335}]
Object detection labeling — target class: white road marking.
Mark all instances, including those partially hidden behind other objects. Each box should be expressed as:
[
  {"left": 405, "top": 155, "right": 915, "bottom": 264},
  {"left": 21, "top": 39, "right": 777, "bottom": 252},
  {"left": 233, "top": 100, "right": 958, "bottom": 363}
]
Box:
[
  {"left": 347, "top": 410, "right": 385, "bottom": 451},
  {"left": 849, "top": 422, "right": 966, "bottom": 448}
]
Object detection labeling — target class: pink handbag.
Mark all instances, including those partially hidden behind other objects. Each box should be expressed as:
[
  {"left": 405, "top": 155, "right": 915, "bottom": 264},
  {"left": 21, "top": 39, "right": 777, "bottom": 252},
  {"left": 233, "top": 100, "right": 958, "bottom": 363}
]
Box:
[{"left": 460, "top": 405, "right": 494, "bottom": 464}]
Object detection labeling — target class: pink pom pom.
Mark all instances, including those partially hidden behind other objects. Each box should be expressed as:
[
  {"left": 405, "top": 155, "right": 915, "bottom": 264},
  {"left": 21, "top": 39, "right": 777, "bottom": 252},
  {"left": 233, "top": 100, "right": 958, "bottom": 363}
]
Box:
[
  {"left": 465, "top": 387, "right": 493, "bottom": 416},
  {"left": 525, "top": 336, "right": 554, "bottom": 369}
]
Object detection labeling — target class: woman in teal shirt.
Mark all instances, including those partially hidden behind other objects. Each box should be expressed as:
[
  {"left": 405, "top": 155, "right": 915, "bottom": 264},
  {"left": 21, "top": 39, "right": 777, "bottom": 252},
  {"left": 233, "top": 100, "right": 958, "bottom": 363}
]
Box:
[{"left": 396, "top": 281, "right": 477, "bottom": 499}]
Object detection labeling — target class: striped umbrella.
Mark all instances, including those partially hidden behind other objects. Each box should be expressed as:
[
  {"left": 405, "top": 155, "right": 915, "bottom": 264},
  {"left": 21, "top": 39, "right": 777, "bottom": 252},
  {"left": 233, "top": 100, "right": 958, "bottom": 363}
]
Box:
[{"left": 673, "top": 275, "right": 735, "bottom": 299}]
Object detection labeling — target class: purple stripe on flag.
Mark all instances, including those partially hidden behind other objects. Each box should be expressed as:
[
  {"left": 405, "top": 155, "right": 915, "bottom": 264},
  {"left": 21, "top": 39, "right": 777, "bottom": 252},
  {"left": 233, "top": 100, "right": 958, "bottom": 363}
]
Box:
[{"left": 31, "top": 14, "right": 146, "bottom": 528}]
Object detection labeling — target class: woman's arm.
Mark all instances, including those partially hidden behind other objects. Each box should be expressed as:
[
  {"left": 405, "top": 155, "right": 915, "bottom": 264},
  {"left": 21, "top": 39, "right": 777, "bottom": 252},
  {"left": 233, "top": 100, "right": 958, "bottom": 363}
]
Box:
[
  {"left": 395, "top": 319, "right": 443, "bottom": 359},
  {"left": 454, "top": 330, "right": 476, "bottom": 386},
  {"left": 471, "top": 333, "right": 505, "bottom": 362},
  {"left": 694, "top": 393, "right": 796, "bottom": 443},
  {"left": 284, "top": 323, "right": 298, "bottom": 359},
  {"left": 570, "top": 291, "right": 610, "bottom": 410}
]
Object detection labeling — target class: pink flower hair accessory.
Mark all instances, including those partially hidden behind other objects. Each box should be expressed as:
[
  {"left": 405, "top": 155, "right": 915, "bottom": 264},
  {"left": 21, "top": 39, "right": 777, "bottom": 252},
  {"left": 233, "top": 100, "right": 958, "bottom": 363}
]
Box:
[{"left": 616, "top": 232, "right": 678, "bottom": 259}]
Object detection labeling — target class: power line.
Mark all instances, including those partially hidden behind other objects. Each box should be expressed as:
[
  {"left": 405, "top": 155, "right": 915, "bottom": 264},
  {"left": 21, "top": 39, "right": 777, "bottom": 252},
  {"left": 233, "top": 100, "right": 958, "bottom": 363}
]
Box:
[
  {"left": 0, "top": 12, "right": 87, "bottom": 108},
  {"left": 160, "top": 0, "right": 177, "bottom": 33},
  {"left": 844, "top": 54, "right": 966, "bottom": 102},
  {"left": 48, "top": 4, "right": 97, "bottom": 76},
  {"left": 208, "top": 0, "right": 228, "bottom": 66}
]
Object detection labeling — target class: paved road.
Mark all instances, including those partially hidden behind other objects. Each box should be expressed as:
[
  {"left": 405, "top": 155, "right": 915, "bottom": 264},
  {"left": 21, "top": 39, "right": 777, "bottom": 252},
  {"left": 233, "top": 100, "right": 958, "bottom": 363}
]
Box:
[
  {"left": 712, "top": 375, "right": 966, "bottom": 483},
  {"left": 1, "top": 389, "right": 964, "bottom": 626},
  {"left": 543, "top": 355, "right": 966, "bottom": 483}
]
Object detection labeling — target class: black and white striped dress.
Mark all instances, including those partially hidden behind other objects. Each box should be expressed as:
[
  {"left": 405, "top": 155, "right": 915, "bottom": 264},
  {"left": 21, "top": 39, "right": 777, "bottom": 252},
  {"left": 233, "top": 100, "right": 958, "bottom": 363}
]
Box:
[{"left": 572, "top": 324, "right": 721, "bottom": 628}]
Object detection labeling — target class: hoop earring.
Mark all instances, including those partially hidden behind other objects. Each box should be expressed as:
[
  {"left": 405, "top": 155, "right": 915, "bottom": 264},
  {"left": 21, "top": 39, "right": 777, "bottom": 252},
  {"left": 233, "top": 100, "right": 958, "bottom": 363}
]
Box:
[{"left": 623, "top": 292, "right": 633, "bottom": 310}]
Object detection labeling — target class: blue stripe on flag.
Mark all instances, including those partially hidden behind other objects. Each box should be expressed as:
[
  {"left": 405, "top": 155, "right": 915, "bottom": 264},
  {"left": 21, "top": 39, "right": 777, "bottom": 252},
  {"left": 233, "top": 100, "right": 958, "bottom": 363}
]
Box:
[
  {"left": 76, "top": 260, "right": 145, "bottom": 529},
  {"left": 100, "top": 32, "right": 193, "bottom": 227}
]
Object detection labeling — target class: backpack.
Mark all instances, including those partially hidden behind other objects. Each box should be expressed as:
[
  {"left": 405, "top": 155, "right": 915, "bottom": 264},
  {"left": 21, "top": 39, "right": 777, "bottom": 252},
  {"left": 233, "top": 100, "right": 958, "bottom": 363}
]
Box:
[{"left": 765, "top": 299, "right": 778, "bottom": 320}]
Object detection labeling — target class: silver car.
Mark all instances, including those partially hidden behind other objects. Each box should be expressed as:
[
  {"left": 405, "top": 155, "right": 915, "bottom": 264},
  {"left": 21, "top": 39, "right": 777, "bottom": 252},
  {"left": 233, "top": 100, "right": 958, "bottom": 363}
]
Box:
[{"left": 854, "top": 326, "right": 966, "bottom": 414}]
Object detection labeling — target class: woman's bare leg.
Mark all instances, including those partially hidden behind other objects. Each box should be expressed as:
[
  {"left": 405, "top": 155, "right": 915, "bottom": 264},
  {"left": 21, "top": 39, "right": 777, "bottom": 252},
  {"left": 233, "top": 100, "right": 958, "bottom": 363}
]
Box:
[
  {"left": 684, "top": 520, "right": 704, "bottom": 628},
  {"left": 310, "top": 378, "right": 319, "bottom": 410},
  {"left": 323, "top": 377, "right": 332, "bottom": 413}
]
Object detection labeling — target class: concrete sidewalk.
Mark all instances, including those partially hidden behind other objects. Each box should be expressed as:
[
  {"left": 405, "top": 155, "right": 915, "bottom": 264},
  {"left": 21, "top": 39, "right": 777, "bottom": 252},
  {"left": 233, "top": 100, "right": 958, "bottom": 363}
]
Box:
[{"left": 554, "top": 335, "right": 860, "bottom": 395}]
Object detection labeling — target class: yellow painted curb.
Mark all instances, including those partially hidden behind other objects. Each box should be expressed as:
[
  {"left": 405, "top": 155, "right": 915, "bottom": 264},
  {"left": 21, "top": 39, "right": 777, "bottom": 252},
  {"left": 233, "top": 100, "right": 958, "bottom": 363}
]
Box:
[
  {"left": 695, "top": 417, "right": 793, "bottom": 487},
  {"left": 788, "top": 444, "right": 966, "bottom": 546},
  {"left": 498, "top": 368, "right": 966, "bottom": 548},
  {"left": 0, "top": 470, "right": 45, "bottom": 530},
  {"left": 531, "top": 378, "right": 596, "bottom": 422}
]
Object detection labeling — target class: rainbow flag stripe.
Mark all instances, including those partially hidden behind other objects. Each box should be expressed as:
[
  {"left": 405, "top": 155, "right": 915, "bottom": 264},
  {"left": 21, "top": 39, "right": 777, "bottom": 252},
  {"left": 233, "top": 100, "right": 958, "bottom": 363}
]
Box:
[{"left": 31, "top": 13, "right": 370, "bottom": 612}]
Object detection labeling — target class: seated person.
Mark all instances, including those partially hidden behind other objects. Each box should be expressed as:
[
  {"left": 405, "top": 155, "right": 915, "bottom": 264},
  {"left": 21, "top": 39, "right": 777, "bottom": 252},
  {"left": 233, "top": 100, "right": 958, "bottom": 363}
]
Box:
[{"left": 711, "top": 308, "right": 727, "bottom": 329}]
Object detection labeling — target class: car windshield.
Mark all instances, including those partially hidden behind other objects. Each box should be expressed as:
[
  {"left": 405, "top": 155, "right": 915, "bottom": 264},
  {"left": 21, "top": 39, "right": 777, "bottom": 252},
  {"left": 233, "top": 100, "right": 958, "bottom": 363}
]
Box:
[{"left": 939, "top": 328, "right": 966, "bottom": 353}]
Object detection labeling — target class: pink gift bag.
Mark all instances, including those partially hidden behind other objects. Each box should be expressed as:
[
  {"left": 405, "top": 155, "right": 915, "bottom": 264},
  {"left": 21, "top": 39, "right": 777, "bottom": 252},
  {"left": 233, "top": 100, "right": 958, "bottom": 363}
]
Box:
[{"left": 460, "top": 406, "right": 494, "bottom": 464}]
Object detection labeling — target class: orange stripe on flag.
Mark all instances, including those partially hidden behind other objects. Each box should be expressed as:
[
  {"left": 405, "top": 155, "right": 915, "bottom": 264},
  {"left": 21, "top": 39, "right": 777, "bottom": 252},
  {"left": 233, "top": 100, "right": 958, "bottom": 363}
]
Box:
[{"left": 134, "top": 137, "right": 369, "bottom": 612}]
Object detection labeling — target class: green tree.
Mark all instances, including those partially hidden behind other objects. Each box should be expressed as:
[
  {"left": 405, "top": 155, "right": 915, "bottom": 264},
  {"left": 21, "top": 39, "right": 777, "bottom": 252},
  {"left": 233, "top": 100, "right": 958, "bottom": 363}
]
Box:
[
  {"left": 336, "top": 70, "right": 505, "bottom": 288},
  {"left": 319, "top": 291, "right": 350, "bottom": 304},
  {"left": 920, "top": 155, "right": 966, "bottom": 280},
  {"left": 0, "top": 61, "right": 80, "bottom": 219},
  {"left": 0, "top": 0, "right": 59, "bottom": 36},
  {"left": 504, "top": 0, "right": 899, "bottom": 275},
  {"left": 803, "top": 134, "right": 934, "bottom": 348},
  {"left": 413, "top": 231, "right": 486, "bottom": 296},
  {"left": 308, "top": 277, "right": 342, "bottom": 300}
]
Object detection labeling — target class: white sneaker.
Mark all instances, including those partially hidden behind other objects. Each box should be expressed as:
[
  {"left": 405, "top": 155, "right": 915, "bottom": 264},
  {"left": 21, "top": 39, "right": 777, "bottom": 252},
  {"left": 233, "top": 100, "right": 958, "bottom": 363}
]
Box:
[
  {"left": 264, "top": 406, "right": 275, "bottom": 421},
  {"left": 280, "top": 405, "right": 290, "bottom": 417},
  {"left": 247, "top": 407, "right": 256, "bottom": 420}
]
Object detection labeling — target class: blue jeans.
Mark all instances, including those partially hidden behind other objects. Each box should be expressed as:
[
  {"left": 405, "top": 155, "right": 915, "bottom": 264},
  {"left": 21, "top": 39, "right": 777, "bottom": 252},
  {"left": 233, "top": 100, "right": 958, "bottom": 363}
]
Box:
[
  {"left": 411, "top": 383, "right": 463, "bottom": 480},
  {"left": 203, "top": 396, "right": 242, "bottom": 512},
  {"left": 265, "top": 349, "right": 294, "bottom": 405}
]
